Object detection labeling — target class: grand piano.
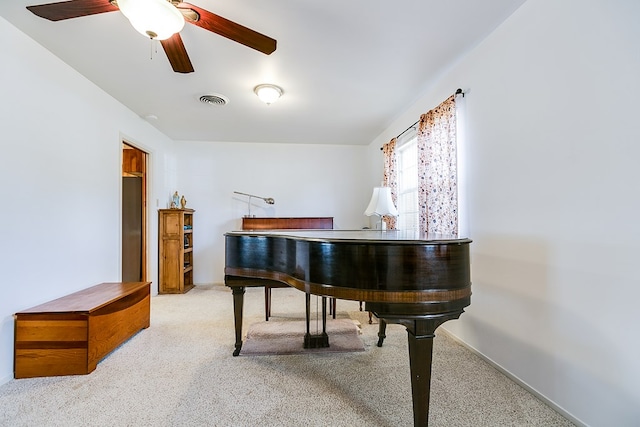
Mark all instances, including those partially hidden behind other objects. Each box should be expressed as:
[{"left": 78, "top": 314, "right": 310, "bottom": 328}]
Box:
[{"left": 224, "top": 229, "right": 471, "bottom": 427}]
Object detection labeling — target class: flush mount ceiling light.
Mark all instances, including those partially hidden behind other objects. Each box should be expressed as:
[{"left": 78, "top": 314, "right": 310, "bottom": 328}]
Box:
[
  {"left": 117, "top": 0, "right": 185, "bottom": 40},
  {"left": 254, "top": 84, "right": 283, "bottom": 105}
]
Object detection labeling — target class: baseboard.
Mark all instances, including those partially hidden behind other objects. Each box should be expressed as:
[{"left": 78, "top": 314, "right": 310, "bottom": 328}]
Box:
[
  {"left": 0, "top": 372, "right": 13, "bottom": 386},
  {"left": 440, "top": 328, "right": 587, "bottom": 427}
]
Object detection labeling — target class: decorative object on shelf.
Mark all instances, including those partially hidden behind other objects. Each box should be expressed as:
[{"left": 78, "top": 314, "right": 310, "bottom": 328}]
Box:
[
  {"left": 180, "top": 195, "right": 187, "bottom": 208},
  {"left": 171, "top": 191, "right": 180, "bottom": 209},
  {"left": 233, "top": 191, "right": 275, "bottom": 217},
  {"left": 364, "top": 187, "right": 398, "bottom": 230}
]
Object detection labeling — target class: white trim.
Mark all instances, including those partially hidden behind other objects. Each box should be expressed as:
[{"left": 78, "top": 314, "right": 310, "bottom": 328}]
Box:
[
  {"left": 119, "top": 134, "right": 155, "bottom": 294},
  {"left": 0, "top": 373, "right": 12, "bottom": 386},
  {"left": 440, "top": 328, "right": 587, "bottom": 427}
]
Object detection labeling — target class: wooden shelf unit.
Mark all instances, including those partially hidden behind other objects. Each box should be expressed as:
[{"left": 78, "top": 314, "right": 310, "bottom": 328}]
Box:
[{"left": 159, "top": 208, "right": 195, "bottom": 294}]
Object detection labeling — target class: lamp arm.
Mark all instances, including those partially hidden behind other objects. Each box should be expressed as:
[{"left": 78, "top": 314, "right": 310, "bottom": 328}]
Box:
[
  {"left": 234, "top": 191, "right": 275, "bottom": 217},
  {"left": 234, "top": 191, "right": 274, "bottom": 203}
]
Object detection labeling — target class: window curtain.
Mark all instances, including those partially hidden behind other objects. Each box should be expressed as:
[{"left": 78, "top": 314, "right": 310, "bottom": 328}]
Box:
[
  {"left": 417, "top": 95, "right": 458, "bottom": 235},
  {"left": 381, "top": 138, "right": 398, "bottom": 230}
]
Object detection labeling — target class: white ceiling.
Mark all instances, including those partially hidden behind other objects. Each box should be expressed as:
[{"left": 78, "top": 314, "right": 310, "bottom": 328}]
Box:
[{"left": 1, "top": 0, "right": 526, "bottom": 145}]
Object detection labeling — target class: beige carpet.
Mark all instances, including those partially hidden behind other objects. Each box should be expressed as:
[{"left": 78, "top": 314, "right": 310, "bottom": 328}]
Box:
[
  {"left": 0, "top": 285, "right": 575, "bottom": 427},
  {"left": 240, "top": 319, "right": 365, "bottom": 355}
]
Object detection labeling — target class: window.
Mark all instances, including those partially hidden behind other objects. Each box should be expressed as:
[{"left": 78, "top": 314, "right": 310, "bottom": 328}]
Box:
[
  {"left": 384, "top": 93, "right": 461, "bottom": 234},
  {"left": 396, "top": 133, "right": 419, "bottom": 232}
]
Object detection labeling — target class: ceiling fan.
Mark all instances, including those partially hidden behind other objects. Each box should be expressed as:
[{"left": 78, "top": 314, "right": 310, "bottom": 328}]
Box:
[{"left": 25, "top": 0, "right": 277, "bottom": 73}]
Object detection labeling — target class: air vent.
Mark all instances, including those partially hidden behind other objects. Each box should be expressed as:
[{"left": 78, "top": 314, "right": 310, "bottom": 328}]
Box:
[{"left": 199, "top": 94, "right": 229, "bottom": 106}]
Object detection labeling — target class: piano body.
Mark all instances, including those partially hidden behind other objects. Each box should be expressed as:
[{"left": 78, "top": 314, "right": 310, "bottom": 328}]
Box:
[{"left": 224, "top": 229, "right": 471, "bottom": 427}]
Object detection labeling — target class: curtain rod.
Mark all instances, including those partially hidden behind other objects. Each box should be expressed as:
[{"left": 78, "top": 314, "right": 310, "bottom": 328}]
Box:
[{"left": 381, "top": 88, "right": 465, "bottom": 150}]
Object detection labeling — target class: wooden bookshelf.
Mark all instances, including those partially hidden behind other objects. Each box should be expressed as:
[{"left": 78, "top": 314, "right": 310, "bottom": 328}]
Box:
[{"left": 158, "top": 209, "right": 195, "bottom": 294}]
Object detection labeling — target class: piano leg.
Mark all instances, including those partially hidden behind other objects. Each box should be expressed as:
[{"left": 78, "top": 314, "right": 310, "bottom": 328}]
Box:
[
  {"left": 371, "top": 309, "right": 464, "bottom": 427},
  {"left": 264, "top": 286, "right": 271, "bottom": 321},
  {"left": 406, "top": 323, "right": 435, "bottom": 427},
  {"left": 377, "top": 318, "right": 387, "bottom": 347},
  {"left": 231, "top": 286, "right": 245, "bottom": 356}
]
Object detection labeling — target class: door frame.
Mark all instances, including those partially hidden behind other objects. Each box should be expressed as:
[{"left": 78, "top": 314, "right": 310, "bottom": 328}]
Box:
[{"left": 122, "top": 141, "right": 148, "bottom": 282}]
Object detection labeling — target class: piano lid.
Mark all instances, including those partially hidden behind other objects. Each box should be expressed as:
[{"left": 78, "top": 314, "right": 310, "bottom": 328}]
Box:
[{"left": 225, "top": 229, "right": 471, "bottom": 245}]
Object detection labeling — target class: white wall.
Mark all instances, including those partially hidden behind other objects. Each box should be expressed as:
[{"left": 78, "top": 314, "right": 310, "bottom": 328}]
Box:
[
  {"left": 370, "top": 1, "right": 640, "bottom": 425},
  {"left": 0, "top": 17, "right": 178, "bottom": 383},
  {"left": 4, "top": 1, "right": 639, "bottom": 423},
  {"left": 174, "top": 141, "right": 371, "bottom": 284}
]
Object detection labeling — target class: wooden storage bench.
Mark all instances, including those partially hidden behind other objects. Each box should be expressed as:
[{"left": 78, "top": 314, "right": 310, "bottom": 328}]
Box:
[{"left": 14, "top": 282, "right": 151, "bottom": 379}]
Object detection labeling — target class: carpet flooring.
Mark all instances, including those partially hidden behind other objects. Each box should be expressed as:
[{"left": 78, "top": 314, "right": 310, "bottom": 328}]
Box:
[{"left": 0, "top": 285, "right": 575, "bottom": 427}]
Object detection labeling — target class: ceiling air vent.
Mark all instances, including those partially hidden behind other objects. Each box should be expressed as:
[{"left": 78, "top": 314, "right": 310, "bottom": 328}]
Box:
[{"left": 199, "top": 94, "right": 229, "bottom": 106}]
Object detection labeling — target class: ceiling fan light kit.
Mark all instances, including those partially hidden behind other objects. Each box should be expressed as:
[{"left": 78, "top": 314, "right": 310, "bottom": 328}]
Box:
[
  {"left": 117, "top": 0, "right": 184, "bottom": 40},
  {"left": 26, "top": 0, "right": 277, "bottom": 74},
  {"left": 254, "top": 84, "right": 283, "bottom": 105}
]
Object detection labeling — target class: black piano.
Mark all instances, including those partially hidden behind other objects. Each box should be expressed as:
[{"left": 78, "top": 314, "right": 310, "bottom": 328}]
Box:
[{"left": 224, "top": 229, "right": 471, "bottom": 427}]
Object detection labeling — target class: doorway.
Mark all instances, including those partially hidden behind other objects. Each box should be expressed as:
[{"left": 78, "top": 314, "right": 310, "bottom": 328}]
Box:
[{"left": 122, "top": 143, "right": 148, "bottom": 282}]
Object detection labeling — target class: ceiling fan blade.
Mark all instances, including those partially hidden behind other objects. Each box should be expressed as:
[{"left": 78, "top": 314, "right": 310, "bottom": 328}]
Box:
[
  {"left": 160, "top": 33, "right": 194, "bottom": 74},
  {"left": 178, "top": 3, "right": 276, "bottom": 55},
  {"left": 27, "top": 0, "right": 118, "bottom": 21}
]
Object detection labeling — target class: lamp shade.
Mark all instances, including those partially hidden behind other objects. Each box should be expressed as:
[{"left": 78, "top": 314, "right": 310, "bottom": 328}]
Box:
[
  {"left": 364, "top": 187, "right": 398, "bottom": 217},
  {"left": 118, "top": 0, "right": 185, "bottom": 40}
]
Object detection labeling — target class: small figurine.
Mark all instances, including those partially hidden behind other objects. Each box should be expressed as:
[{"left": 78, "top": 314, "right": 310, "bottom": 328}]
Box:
[
  {"left": 180, "top": 195, "right": 187, "bottom": 209},
  {"left": 171, "top": 191, "right": 180, "bottom": 209}
]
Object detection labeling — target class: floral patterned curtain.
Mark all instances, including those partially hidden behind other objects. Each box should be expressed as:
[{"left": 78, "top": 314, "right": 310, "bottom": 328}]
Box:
[
  {"left": 381, "top": 138, "right": 398, "bottom": 230},
  {"left": 417, "top": 95, "right": 458, "bottom": 235}
]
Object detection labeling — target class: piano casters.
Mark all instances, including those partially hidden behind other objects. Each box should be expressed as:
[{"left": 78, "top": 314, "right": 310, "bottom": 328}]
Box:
[{"left": 304, "top": 293, "right": 329, "bottom": 348}]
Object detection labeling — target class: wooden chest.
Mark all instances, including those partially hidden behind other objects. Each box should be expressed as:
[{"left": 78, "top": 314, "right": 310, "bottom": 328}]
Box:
[{"left": 14, "top": 282, "right": 150, "bottom": 379}]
